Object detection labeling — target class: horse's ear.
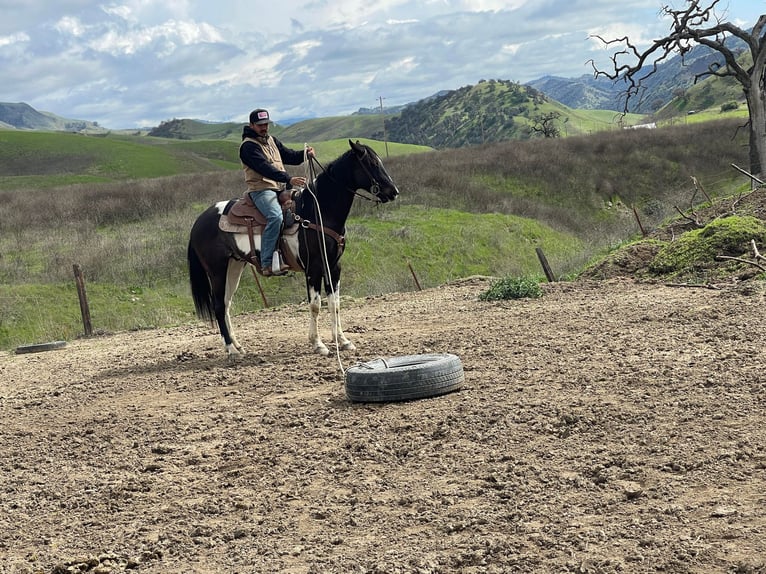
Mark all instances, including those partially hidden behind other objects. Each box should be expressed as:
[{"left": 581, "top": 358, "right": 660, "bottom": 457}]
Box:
[{"left": 349, "top": 139, "right": 362, "bottom": 153}]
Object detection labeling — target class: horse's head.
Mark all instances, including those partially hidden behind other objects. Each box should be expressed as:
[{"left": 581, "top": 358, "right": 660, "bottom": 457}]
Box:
[{"left": 348, "top": 139, "right": 399, "bottom": 203}]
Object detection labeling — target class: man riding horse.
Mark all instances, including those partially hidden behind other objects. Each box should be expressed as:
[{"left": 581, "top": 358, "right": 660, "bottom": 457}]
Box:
[{"left": 240, "top": 108, "right": 315, "bottom": 276}]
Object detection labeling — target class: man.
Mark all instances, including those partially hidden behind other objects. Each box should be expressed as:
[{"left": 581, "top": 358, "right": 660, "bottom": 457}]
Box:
[{"left": 239, "top": 108, "right": 315, "bottom": 276}]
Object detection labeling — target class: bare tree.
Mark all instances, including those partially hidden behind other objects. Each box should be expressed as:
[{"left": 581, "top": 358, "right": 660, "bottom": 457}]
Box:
[{"left": 590, "top": 0, "right": 766, "bottom": 178}]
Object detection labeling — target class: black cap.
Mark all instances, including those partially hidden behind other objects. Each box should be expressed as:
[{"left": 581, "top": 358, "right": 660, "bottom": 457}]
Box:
[{"left": 249, "top": 108, "right": 270, "bottom": 125}]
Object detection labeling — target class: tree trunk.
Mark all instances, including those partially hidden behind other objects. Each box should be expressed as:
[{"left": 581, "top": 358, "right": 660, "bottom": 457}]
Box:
[{"left": 748, "top": 35, "right": 766, "bottom": 181}]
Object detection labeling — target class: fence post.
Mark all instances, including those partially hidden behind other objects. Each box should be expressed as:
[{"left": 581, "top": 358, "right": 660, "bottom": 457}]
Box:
[
  {"left": 72, "top": 264, "right": 93, "bottom": 337},
  {"left": 535, "top": 247, "right": 556, "bottom": 282},
  {"left": 407, "top": 260, "right": 422, "bottom": 291}
]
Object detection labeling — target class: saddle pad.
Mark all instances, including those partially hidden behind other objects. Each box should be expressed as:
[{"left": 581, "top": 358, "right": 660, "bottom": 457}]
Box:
[{"left": 219, "top": 214, "right": 250, "bottom": 234}]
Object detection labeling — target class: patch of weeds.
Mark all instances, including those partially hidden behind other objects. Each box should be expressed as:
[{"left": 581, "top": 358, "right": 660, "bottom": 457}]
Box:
[{"left": 479, "top": 276, "right": 543, "bottom": 301}]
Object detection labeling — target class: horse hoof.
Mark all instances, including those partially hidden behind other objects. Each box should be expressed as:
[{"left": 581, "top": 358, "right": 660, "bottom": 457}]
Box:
[
  {"left": 225, "top": 343, "right": 244, "bottom": 360},
  {"left": 340, "top": 342, "right": 356, "bottom": 351},
  {"left": 314, "top": 345, "right": 330, "bottom": 357}
]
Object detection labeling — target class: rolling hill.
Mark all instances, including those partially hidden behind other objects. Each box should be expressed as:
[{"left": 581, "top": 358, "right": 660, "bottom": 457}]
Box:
[
  {"left": 0, "top": 102, "right": 104, "bottom": 132},
  {"left": 0, "top": 37, "right": 751, "bottom": 151},
  {"left": 526, "top": 40, "right": 749, "bottom": 113}
]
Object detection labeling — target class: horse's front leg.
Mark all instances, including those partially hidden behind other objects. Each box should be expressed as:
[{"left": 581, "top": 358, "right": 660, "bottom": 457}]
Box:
[
  {"left": 308, "top": 286, "right": 330, "bottom": 356},
  {"left": 328, "top": 288, "right": 355, "bottom": 352}
]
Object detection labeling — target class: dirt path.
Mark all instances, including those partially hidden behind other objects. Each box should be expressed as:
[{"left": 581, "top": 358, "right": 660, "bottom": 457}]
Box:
[{"left": 1, "top": 277, "right": 765, "bottom": 574}]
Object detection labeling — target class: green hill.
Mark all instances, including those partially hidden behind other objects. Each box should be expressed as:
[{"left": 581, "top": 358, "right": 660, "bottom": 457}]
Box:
[
  {"left": 370, "top": 79, "right": 644, "bottom": 148},
  {"left": 654, "top": 50, "right": 752, "bottom": 121},
  {"left": 0, "top": 130, "right": 431, "bottom": 191},
  {"left": 279, "top": 115, "right": 384, "bottom": 143},
  {"left": 146, "top": 118, "right": 244, "bottom": 140},
  {"left": 144, "top": 114, "right": 389, "bottom": 144}
]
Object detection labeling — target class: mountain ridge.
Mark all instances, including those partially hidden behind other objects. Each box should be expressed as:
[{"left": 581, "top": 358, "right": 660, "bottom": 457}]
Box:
[
  {"left": 1, "top": 41, "right": 748, "bottom": 144},
  {"left": 0, "top": 102, "right": 103, "bottom": 132}
]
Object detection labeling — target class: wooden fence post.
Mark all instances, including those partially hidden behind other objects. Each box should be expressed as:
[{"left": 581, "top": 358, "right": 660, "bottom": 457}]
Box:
[
  {"left": 72, "top": 264, "right": 93, "bottom": 337},
  {"left": 535, "top": 247, "right": 556, "bottom": 282},
  {"left": 407, "top": 260, "right": 422, "bottom": 291}
]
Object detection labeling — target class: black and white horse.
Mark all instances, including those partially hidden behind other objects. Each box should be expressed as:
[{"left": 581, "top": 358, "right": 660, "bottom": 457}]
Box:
[{"left": 187, "top": 140, "right": 399, "bottom": 358}]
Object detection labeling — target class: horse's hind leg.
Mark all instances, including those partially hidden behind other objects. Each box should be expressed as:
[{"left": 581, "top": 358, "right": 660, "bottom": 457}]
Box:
[
  {"left": 328, "top": 287, "right": 355, "bottom": 352},
  {"left": 222, "top": 259, "right": 247, "bottom": 357}
]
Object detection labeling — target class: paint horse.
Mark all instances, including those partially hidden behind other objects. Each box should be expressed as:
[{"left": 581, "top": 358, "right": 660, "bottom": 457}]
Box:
[{"left": 187, "top": 140, "right": 399, "bottom": 358}]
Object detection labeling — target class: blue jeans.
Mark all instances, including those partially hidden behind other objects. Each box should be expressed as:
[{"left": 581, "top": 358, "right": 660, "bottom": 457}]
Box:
[{"left": 249, "top": 190, "right": 283, "bottom": 267}]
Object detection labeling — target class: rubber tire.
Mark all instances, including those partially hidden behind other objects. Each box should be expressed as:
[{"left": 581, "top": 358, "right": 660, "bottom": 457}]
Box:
[
  {"left": 14, "top": 340, "right": 67, "bottom": 355},
  {"left": 345, "top": 353, "right": 464, "bottom": 403}
]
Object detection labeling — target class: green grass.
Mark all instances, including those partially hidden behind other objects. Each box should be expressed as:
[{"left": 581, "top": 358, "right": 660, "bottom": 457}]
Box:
[
  {"left": 649, "top": 215, "right": 766, "bottom": 279},
  {"left": 343, "top": 205, "right": 581, "bottom": 293},
  {"left": 0, "top": 203, "right": 578, "bottom": 350},
  {"left": 0, "top": 131, "right": 214, "bottom": 190},
  {"left": 0, "top": 131, "right": 431, "bottom": 191},
  {"left": 0, "top": 282, "right": 197, "bottom": 348},
  {"left": 0, "top": 118, "right": 752, "bottom": 350}
]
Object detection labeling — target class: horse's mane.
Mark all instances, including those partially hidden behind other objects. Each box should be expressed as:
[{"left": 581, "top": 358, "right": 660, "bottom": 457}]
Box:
[{"left": 322, "top": 148, "right": 355, "bottom": 175}]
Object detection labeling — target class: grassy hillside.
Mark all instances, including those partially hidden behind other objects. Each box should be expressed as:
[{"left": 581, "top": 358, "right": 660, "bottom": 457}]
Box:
[
  {"left": 0, "top": 130, "right": 219, "bottom": 190},
  {"left": 378, "top": 80, "right": 645, "bottom": 148},
  {"left": 139, "top": 115, "right": 387, "bottom": 144},
  {"left": 146, "top": 118, "right": 243, "bottom": 140},
  {"left": 0, "top": 119, "right": 752, "bottom": 350},
  {"left": 0, "top": 131, "right": 431, "bottom": 191},
  {"left": 279, "top": 115, "right": 385, "bottom": 142}
]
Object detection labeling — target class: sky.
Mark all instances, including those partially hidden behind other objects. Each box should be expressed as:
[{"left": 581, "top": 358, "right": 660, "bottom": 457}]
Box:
[{"left": 0, "top": 0, "right": 763, "bottom": 129}]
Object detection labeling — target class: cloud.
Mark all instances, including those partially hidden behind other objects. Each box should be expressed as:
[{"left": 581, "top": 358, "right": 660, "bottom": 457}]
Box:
[{"left": 0, "top": 0, "right": 760, "bottom": 127}]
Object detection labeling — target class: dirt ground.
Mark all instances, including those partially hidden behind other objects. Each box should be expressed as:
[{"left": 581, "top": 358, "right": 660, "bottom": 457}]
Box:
[{"left": 2, "top": 275, "right": 766, "bottom": 574}]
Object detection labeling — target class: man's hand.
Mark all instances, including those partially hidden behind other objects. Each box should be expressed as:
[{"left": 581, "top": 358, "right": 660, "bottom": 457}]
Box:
[
  {"left": 289, "top": 176, "right": 307, "bottom": 187},
  {"left": 305, "top": 146, "right": 315, "bottom": 158}
]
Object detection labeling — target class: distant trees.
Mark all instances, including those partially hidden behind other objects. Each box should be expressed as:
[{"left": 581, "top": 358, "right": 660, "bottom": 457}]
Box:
[
  {"left": 529, "top": 112, "right": 562, "bottom": 138},
  {"left": 591, "top": 0, "right": 766, "bottom": 179}
]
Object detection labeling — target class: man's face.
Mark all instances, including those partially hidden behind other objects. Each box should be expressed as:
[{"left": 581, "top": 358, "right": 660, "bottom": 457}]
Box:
[{"left": 251, "top": 122, "right": 269, "bottom": 136}]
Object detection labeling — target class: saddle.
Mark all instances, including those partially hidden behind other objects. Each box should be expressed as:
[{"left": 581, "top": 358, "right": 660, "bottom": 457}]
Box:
[
  {"left": 219, "top": 187, "right": 347, "bottom": 275},
  {"left": 227, "top": 189, "right": 296, "bottom": 228},
  {"left": 222, "top": 189, "right": 302, "bottom": 272}
]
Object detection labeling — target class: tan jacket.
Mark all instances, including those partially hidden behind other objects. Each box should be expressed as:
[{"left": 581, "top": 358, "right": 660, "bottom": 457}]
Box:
[{"left": 240, "top": 136, "right": 286, "bottom": 192}]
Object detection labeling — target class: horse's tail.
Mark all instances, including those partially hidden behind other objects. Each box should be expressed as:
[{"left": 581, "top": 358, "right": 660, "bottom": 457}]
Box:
[{"left": 187, "top": 241, "right": 215, "bottom": 324}]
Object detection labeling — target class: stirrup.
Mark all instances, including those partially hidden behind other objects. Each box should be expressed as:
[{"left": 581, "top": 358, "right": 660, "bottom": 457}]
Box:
[{"left": 262, "top": 264, "right": 289, "bottom": 277}]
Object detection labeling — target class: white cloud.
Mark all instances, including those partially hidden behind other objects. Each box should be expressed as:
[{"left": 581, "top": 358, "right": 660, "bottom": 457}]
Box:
[
  {"left": 0, "top": 31, "right": 30, "bottom": 47},
  {"left": 0, "top": 0, "right": 761, "bottom": 127}
]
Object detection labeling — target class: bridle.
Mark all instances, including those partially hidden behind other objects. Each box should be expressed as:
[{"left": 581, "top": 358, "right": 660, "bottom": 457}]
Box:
[{"left": 307, "top": 148, "right": 386, "bottom": 203}]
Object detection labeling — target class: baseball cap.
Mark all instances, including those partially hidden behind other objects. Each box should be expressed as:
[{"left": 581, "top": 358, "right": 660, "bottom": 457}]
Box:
[{"left": 250, "top": 108, "right": 270, "bottom": 125}]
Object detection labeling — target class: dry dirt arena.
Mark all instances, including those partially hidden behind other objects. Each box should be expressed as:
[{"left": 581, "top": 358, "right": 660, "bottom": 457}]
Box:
[{"left": 1, "top": 277, "right": 766, "bottom": 574}]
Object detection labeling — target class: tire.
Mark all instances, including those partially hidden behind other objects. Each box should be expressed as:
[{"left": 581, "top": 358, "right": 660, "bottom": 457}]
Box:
[
  {"left": 345, "top": 353, "right": 464, "bottom": 403},
  {"left": 14, "top": 341, "right": 67, "bottom": 355}
]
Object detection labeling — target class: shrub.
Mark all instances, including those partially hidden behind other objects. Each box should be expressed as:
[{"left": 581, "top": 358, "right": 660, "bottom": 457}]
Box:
[
  {"left": 721, "top": 101, "right": 739, "bottom": 112},
  {"left": 479, "top": 276, "right": 543, "bottom": 301}
]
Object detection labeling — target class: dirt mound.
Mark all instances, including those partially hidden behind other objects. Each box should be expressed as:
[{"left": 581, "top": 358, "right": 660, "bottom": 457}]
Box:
[
  {"left": 582, "top": 187, "right": 766, "bottom": 284},
  {"left": 2, "top": 276, "right": 766, "bottom": 573}
]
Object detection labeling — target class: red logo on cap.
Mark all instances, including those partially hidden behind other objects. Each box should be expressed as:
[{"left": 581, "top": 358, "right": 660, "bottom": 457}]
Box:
[{"left": 258, "top": 111, "right": 268, "bottom": 120}]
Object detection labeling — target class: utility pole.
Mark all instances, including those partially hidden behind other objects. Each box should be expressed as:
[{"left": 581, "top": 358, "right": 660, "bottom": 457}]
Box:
[{"left": 379, "top": 96, "right": 389, "bottom": 158}]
